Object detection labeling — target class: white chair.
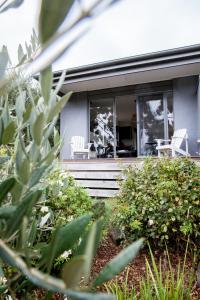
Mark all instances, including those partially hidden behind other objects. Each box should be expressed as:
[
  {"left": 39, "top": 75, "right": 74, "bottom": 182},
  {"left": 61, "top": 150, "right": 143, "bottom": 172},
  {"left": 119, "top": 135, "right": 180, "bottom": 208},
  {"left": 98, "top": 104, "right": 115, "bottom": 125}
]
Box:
[
  {"left": 70, "top": 136, "right": 91, "bottom": 159},
  {"left": 156, "top": 129, "right": 190, "bottom": 157}
]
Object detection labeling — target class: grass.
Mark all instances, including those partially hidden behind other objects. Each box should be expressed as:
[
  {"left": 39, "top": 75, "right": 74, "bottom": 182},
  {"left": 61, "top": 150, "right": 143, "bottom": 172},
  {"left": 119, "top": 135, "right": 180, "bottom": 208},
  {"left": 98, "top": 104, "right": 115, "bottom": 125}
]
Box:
[
  {"left": 105, "top": 267, "right": 137, "bottom": 300},
  {"left": 105, "top": 244, "right": 195, "bottom": 300}
]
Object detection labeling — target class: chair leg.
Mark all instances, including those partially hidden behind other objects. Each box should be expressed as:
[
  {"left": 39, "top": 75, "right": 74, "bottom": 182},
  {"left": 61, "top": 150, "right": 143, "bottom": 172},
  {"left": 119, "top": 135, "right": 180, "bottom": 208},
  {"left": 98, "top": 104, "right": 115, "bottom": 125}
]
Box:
[{"left": 186, "top": 139, "right": 189, "bottom": 156}]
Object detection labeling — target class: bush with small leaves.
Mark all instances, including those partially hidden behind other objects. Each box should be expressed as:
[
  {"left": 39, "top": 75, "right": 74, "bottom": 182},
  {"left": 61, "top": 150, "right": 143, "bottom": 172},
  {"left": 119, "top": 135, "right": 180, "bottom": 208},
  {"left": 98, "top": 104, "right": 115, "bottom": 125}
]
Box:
[
  {"left": 115, "top": 157, "right": 200, "bottom": 248},
  {"left": 46, "top": 170, "right": 92, "bottom": 226}
]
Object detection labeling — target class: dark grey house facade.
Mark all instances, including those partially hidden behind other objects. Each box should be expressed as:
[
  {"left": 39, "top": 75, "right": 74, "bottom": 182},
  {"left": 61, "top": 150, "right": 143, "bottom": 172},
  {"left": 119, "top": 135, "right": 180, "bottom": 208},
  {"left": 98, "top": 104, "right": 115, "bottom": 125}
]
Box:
[{"left": 54, "top": 45, "right": 200, "bottom": 160}]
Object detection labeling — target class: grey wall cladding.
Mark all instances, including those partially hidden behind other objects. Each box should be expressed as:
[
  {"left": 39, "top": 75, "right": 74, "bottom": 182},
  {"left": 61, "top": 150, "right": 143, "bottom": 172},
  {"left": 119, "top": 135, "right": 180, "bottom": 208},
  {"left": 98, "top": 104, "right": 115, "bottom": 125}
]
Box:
[
  {"left": 173, "top": 76, "right": 198, "bottom": 155},
  {"left": 60, "top": 92, "right": 88, "bottom": 160}
]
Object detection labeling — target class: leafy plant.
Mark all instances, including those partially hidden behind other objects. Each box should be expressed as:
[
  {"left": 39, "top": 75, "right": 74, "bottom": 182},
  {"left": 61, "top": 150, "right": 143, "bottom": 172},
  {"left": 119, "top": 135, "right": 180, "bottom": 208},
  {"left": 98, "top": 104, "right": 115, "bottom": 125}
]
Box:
[
  {"left": 105, "top": 267, "right": 137, "bottom": 300},
  {"left": 0, "top": 0, "right": 144, "bottom": 299},
  {"left": 45, "top": 169, "right": 93, "bottom": 227},
  {"left": 115, "top": 157, "right": 200, "bottom": 247},
  {"left": 105, "top": 243, "right": 195, "bottom": 300},
  {"left": 139, "top": 246, "right": 195, "bottom": 300}
]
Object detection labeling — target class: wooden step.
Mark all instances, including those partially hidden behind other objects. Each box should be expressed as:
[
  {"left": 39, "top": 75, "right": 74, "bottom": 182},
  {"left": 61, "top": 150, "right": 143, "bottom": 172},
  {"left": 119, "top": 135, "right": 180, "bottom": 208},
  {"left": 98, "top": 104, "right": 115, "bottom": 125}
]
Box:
[
  {"left": 86, "top": 189, "right": 119, "bottom": 198},
  {"left": 76, "top": 179, "right": 119, "bottom": 189},
  {"left": 60, "top": 160, "right": 141, "bottom": 198},
  {"left": 71, "top": 171, "right": 123, "bottom": 180}
]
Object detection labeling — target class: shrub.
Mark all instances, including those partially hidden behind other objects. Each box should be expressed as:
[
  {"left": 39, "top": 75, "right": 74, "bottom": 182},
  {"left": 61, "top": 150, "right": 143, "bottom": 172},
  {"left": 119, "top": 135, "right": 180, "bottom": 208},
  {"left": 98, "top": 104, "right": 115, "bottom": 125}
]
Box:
[
  {"left": 45, "top": 169, "right": 93, "bottom": 226},
  {"left": 37, "top": 170, "right": 112, "bottom": 256},
  {"left": 115, "top": 158, "right": 200, "bottom": 247},
  {"left": 36, "top": 169, "right": 93, "bottom": 252}
]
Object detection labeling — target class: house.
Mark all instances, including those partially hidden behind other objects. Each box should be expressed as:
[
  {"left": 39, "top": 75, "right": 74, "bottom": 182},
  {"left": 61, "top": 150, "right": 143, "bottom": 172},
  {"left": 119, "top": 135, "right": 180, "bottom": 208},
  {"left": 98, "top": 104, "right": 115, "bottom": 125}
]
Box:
[{"left": 54, "top": 44, "right": 200, "bottom": 161}]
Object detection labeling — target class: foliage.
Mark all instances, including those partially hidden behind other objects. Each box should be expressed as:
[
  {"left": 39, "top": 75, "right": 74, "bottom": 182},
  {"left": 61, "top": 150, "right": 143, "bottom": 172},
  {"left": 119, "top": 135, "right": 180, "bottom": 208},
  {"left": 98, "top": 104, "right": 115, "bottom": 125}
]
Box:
[
  {"left": 105, "top": 267, "right": 137, "bottom": 300},
  {"left": 0, "top": 62, "right": 144, "bottom": 299},
  {"left": 37, "top": 170, "right": 111, "bottom": 251},
  {"left": 0, "top": 1, "right": 144, "bottom": 299},
  {"left": 115, "top": 157, "right": 200, "bottom": 247},
  {"left": 45, "top": 170, "right": 92, "bottom": 227},
  {"left": 139, "top": 247, "right": 194, "bottom": 300},
  {"left": 105, "top": 247, "right": 195, "bottom": 300}
]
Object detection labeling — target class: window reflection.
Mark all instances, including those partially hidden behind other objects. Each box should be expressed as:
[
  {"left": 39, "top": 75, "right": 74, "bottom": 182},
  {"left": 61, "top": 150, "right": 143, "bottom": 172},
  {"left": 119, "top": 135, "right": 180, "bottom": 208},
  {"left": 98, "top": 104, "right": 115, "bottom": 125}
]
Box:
[
  {"left": 167, "top": 94, "right": 174, "bottom": 139},
  {"left": 139, "top": 95, "right": 164, "bottom": 155},
  {"left": 90, "top": 98, "right": 114, "bottom": 158},
  {"left": 139, "top": 94, "right": 174, "bottom": 156}
]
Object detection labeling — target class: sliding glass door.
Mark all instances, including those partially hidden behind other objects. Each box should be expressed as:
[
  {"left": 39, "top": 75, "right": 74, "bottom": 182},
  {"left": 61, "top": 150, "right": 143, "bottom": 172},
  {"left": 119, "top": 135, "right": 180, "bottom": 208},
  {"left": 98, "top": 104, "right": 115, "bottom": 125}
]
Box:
[
  {"left": 137, "top": 93, "right": 173, "bottom": 156},
  {"left": 89, "top": 92, "right": 173, "bottom": 158},
  {"left": 90, "top": 98, "right": 114, "bottom": 158}
]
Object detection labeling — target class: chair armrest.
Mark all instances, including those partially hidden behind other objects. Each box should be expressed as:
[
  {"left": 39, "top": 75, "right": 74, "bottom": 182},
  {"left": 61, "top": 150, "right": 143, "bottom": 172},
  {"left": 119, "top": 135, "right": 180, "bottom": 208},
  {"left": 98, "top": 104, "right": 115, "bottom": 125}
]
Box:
[
  {"left": 155, "top": 139, "right": 171, "bottom": 146},
  {"left": 155, "top": 139, "right": 171, "bottom": 142}
]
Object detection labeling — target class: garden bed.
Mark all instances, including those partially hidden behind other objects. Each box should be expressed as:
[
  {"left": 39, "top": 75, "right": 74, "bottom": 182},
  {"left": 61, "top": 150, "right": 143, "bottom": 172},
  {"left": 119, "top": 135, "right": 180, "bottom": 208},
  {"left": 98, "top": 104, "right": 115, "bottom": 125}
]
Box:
[
  {"left": 92, "top": 237, "right": 200, "bottom": 300},
  {"left": 30, "top": 236, "right": 200, "bottom": 299}
]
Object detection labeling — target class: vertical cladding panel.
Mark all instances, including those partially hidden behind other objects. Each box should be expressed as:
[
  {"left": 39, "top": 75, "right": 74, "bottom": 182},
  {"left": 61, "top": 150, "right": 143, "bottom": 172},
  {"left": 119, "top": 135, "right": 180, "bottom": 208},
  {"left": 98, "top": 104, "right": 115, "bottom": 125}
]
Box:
[
  {"left": 60, "top": 93, "right": 88, "bottom": 160},
  {"left": 173, "top": 76, "right": 198, "bottom": 155}
]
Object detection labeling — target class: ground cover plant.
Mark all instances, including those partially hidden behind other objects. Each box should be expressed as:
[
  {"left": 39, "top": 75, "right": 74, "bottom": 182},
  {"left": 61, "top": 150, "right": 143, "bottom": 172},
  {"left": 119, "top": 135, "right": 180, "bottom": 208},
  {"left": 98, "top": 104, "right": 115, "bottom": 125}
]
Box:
[
  {"left": 114, "top": 157, "right": 200, "bottom": 248},
  {"left": 0, "top": 1, "right": 145, "bottom": 299}
]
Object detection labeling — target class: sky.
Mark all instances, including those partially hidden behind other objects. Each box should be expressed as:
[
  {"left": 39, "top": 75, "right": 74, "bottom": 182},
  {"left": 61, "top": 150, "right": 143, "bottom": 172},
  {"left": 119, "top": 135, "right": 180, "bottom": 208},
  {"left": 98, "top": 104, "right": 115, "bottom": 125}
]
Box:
[{"left": 1, "top": 0, "right": 200, "bottom": 71}]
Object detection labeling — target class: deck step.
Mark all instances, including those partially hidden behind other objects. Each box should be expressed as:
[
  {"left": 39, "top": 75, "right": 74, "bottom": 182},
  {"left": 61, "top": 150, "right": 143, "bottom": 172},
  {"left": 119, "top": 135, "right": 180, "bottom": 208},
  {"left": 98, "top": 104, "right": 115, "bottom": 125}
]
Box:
[
  {"left": 76, "top": 179, "right": 119, "bottom": 189},
  {"left": 61, "top": 160, "right": 143, "bottom": 198},
  {"left": 70, "top": 171, "right": 123, "bottom": 180},
  {"left": 86, "top": 189, "right": 119, "bottom": 198}
]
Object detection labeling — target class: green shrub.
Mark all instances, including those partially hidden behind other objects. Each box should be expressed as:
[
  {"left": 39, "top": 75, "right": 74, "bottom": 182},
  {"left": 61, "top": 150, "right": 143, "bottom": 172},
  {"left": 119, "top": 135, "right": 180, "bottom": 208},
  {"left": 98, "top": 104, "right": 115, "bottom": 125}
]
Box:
[
  {"left": 37, "top": 171, "right": 112, "bottom": 259},
  {"left": 45, "top": 169, "right": 93, "bottom": 226},
  {"left": 115, "top": 158, "right": 200, "bottom": 247}
]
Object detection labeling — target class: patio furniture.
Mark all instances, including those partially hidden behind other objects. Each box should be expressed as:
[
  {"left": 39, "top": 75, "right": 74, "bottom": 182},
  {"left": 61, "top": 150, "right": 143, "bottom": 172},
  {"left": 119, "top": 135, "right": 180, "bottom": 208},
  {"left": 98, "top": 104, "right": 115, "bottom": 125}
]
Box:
[
  {"left": 145, "top": 141, "right": 157, "bottom": 156},
  {"left": 156, "top": 129, "right": 190, "bottom": 157},
  {"left": 70, "top": 136, "right": 91, "bottom": 159}
]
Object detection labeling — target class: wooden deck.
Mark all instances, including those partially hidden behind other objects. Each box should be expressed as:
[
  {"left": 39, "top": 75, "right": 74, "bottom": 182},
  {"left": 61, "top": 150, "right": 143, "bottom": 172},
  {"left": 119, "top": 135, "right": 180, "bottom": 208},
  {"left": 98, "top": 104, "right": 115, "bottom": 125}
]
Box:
[{"left": 61, "top": 158, "right": 143, "bottom": 198}]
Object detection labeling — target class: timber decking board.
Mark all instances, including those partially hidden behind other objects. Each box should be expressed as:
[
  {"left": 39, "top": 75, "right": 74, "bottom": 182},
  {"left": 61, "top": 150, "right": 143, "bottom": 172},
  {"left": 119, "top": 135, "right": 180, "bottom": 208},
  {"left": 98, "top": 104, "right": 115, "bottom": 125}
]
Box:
[
  {"left": 60, "top": 159, "right": 144, "bottom": 198},
  {"left": 76, "top": 179, "right": 119, "bottom": 189},
  {"left": 70, "top": 171, "right": 123, "bottom": 180},
  {"left": 86, "top": 189, "right": 119, "bottom": 198},
  {"left": 61, "top": 162, "right": 142, "bottom": 171}
]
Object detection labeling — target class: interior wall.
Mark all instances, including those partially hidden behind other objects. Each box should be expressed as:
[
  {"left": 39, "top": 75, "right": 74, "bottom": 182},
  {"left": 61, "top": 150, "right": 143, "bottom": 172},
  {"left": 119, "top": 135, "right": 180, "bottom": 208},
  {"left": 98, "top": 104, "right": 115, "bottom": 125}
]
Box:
[
  {"left": 60, "top": 93, "right": 88, "bottom": 160},
  {"left": 173, "top": 76, "right": 198, "bottom": 155}
]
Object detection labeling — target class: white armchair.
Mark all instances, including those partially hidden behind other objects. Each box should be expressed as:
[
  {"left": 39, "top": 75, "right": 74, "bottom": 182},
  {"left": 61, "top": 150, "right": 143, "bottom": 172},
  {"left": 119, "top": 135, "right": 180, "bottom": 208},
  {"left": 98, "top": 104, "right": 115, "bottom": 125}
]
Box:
[
  {"left": 156, "top": 129, "right": 190, "bottom": 157},
  {"left": 70, "top": 136, "right": 91, "bottom": 159}
]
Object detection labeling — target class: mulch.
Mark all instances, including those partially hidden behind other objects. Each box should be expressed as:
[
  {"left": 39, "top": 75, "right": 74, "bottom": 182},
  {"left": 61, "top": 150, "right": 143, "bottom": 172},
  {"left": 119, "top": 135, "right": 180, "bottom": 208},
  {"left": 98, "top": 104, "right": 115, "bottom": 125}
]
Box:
[
  {"left": 92, "top": 237, "right": 200, "bottom": 299},
  {"left": 34, "top": 236, "right": 200, "bottom": 299}
]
